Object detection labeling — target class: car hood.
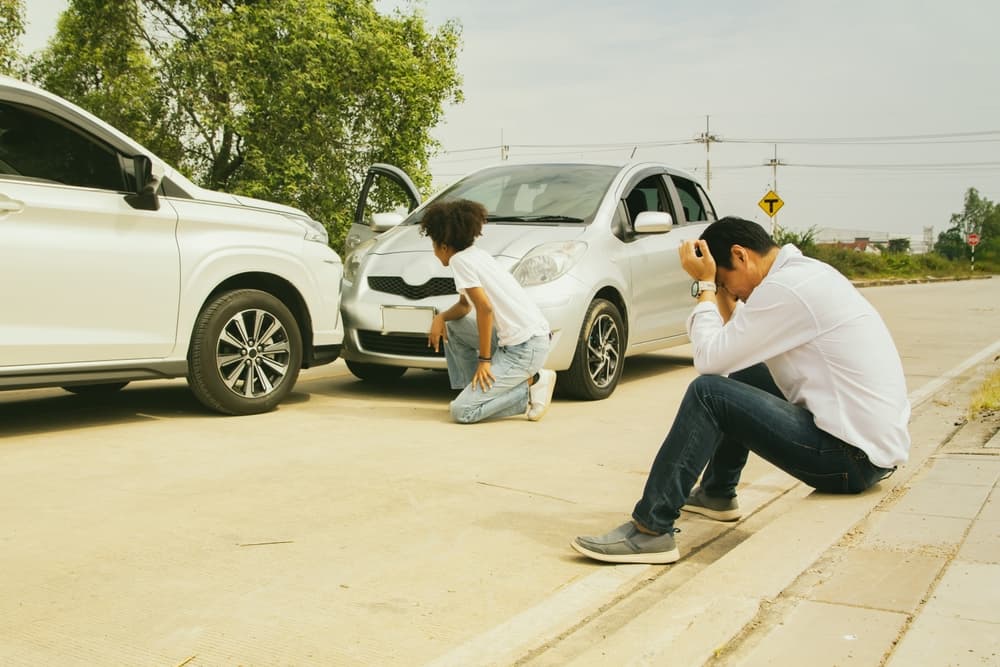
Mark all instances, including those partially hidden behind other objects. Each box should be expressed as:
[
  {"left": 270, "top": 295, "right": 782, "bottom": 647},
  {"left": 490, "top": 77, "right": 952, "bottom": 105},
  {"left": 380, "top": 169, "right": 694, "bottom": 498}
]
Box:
[{"left": 371, "top": 223, "right": 587, "bottom": 259}]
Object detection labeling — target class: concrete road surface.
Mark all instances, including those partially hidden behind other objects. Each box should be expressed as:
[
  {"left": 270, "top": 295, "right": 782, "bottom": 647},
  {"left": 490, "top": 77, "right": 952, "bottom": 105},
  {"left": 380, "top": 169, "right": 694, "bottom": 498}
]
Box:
[{"left": 0, "top": 279, "right": 997, "bottom": 665}]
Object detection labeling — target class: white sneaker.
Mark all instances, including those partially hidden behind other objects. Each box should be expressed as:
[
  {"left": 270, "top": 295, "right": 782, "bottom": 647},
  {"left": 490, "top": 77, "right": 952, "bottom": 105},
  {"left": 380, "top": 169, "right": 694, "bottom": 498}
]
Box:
[{"left": 527, "top": 369, "right": 556, "bottom": 421}]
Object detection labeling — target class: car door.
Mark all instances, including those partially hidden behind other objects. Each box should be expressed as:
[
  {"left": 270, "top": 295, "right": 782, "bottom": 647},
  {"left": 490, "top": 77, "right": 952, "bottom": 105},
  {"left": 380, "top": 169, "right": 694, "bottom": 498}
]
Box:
[
  {"left": 621, "top": 171, "right": 710, "bottom": 345},
  {"left": 0, "top": 99, "right": 180, "bottom": 366},
  {"left": 344, "top": 163, "right": 421, "bottom": 253}
]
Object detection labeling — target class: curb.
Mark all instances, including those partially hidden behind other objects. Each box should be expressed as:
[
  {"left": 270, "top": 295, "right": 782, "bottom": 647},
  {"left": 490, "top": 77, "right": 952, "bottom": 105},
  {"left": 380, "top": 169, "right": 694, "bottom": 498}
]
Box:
[{"left": 852, "top": 274, "right": 993, "bottom": 288}]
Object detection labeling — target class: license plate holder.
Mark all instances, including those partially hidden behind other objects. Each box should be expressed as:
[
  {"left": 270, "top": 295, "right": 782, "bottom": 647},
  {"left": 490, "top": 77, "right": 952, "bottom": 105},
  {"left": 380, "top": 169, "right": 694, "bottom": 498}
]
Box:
[{"left": 381, "top": 306, "right": 435, "bottom": 334}]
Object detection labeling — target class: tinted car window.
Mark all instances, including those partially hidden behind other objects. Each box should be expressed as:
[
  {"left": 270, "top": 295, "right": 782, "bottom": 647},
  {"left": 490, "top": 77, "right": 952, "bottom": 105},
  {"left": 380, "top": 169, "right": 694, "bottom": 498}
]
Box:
[
  {"left": 0, "top": 101, "right": 124, "bottom": 191},
  {"left": 409, "top": 164, "right": 619, "bottom": 224},
  {"left": 671, "top": 175, "right": 708, "bottom": 222},
  {"left": 624, "top": 175, "right": 673, "bottom": 225}
]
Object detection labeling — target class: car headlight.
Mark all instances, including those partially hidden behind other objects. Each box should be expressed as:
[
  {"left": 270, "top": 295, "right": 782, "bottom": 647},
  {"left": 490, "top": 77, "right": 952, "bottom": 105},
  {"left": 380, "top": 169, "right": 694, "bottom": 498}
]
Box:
[
  {"left": 511, "top": 241, "right": 587, "bottom": 286},
  {"left": 343, "top": 238, "right": 377, "bottom": 283}
]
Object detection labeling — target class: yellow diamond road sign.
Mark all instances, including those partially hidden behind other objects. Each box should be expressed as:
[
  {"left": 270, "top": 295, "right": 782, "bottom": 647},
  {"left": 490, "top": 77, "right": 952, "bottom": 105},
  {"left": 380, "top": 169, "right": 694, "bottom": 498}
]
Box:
[{"left": 758, "top": 190, "right": 784, "bottom": 217}]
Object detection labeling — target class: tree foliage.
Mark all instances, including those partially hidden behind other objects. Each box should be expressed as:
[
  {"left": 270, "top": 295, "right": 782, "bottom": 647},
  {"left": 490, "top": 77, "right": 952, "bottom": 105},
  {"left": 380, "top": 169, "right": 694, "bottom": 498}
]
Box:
[
  {"left": 30, "top": 0, "right": 182, "bottom": 163},
  {"left": 0, "top": 0, "right": 25, "bottom": 75},
  {"left": 936, "top": 188, "right": 999, "bottom": 266},
  {"left": 28, "top": 0, "right": 462, "bottom": 251}
]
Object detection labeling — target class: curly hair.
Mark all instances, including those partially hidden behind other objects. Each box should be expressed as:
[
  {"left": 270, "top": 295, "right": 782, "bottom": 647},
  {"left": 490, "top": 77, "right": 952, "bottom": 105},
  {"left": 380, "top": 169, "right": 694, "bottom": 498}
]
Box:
[{"left": 418, "top": 199, "right": 487, "bottom": 251}]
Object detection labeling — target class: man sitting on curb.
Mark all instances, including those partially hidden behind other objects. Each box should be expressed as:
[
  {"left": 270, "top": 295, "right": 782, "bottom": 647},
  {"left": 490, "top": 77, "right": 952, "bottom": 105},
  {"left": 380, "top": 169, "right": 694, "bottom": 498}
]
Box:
[{"left": 572, "top": 217, "right": 911, "bottom": 564}]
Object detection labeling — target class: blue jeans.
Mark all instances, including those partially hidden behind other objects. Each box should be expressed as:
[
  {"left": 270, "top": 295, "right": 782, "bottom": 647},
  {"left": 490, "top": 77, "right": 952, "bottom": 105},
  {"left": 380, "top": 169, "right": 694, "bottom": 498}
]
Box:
[
  {"left": 444, "top": 315, "right": 550, "bottom": 424},
  {"left": 632, "top": 363, "right": 894, "bottom": 534}
]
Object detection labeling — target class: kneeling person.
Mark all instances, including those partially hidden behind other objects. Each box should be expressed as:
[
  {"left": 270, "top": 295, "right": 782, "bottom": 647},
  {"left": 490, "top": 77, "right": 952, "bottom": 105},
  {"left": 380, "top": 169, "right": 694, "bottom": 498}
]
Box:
[{"left": 422, "top": 199, "right": 556, "bottom": 423}]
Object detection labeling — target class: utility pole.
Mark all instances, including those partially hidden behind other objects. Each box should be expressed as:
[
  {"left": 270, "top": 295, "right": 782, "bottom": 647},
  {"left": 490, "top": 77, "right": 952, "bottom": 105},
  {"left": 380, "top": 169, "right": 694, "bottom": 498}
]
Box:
[
  {"left": 500, "top": 129, "right": 509, "bottom": 161},
  {"left": 695, "top": 115, "right": 719, "bottom": 190},
  {"left": 766, "top": 144, "right": 786, "bottom": 232}
]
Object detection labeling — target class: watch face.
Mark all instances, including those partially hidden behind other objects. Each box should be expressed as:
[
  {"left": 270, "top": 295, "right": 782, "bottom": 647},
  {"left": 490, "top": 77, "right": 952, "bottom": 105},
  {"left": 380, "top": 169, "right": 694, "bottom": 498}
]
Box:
[{"left": 691, "top": 280, "right": 700, "bottom": 297}]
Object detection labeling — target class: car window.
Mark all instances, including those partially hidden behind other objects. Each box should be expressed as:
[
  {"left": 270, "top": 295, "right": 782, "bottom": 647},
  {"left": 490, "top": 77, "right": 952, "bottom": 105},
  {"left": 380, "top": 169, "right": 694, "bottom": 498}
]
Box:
[
  {"left": 0, "top": 101, "right": 125, "bottom": 191},
  {"left": 623, "top": 175, "right": 673, "bottom": 226},
  {"left": 409, "top": 164, "right": 619, "bottom": 224},
  {"left": 671, "top": 175, "right": 709, "bottom": 222},
  {"left": 356, "top": 171, "right": 417, "bottom": 227}
]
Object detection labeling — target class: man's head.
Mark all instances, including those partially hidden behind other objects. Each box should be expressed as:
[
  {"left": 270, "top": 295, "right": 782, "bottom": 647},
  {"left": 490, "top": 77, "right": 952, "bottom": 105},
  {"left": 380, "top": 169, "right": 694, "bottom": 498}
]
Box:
[
  {"left": 419, "top": 199, "right": 486, "bottom": 265},
  {"left": 700, "top": 217, "right": 779, "bottom": 300}
]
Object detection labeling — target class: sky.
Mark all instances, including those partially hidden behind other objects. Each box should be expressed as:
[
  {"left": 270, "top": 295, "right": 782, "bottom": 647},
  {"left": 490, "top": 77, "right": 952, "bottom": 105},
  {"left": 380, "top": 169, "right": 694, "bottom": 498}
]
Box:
[{"left": 19, "top": 0, "right": 1000, "bottom": 242}]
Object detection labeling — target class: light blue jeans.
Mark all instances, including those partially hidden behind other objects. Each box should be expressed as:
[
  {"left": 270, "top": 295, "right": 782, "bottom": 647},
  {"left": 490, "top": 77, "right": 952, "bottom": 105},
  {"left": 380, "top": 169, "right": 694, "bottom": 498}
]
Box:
[{"left": 444, "top": 315, "right": 550, "bottom": 424}]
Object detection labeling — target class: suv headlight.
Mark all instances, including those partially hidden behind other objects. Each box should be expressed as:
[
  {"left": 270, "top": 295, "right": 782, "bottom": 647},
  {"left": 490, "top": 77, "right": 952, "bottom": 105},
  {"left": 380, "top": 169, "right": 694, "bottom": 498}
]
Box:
[
  {"left": 343, "top": 238, "right": 377, "bottom": 283},
  {"left": 511, "top": 241, "right": 587, "bottom": 286},
  {"left": 288, "top": 214, "right": 329, "bottom": 244}
]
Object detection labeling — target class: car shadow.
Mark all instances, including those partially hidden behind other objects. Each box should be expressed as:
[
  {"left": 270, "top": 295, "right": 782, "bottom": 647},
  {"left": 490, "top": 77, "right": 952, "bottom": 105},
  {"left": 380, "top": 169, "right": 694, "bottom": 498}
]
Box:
[
  {"left": 553, "top": 351, "right": 694, "bottom": 400},
  {"left": 301, "top": 368, "right": 456, "bottom": 401},
  {"left": 0, "top": 383, "right": 223, "bottom": 437}
]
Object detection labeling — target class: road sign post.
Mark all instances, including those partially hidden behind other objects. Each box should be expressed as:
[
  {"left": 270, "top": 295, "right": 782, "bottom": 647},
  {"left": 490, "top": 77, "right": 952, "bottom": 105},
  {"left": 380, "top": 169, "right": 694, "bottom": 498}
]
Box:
[{"left": 968, "top": 233, "right": 980, "bottom": 272}]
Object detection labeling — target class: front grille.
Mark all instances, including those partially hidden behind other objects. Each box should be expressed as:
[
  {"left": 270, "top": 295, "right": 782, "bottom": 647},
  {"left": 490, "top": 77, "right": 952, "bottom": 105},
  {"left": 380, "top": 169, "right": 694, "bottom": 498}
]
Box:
[
  {"left": 357, "top": 330, "right": 446, "bottom": 358},
  {"left": 368, "top": 276, "right": 456, "bottom": 300}
]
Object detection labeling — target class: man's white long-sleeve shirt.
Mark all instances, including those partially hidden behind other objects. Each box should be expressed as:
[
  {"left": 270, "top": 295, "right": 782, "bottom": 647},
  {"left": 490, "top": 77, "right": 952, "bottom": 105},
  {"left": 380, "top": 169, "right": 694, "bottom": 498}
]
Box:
[{"left": 686, "top": 245, "right": 910, "bottom": 468}]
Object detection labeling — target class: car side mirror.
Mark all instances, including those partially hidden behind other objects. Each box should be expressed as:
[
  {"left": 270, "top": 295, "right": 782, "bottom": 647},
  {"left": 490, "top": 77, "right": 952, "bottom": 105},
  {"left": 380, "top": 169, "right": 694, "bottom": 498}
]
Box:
[
  {"left": 371, "top": 211, "right": 404, "bottom": 232},
  {"left": 634, "top": 211, "right": 673, "bottom": 233},
  {"left": 124, "top": 155, "right": 161, "bottom": 211}
]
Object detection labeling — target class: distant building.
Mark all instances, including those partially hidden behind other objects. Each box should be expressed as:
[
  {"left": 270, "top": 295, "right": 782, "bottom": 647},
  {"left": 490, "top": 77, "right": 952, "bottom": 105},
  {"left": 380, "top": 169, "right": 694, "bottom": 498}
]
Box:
[{"left": 813, "top": 227, "right": 931, "bottom": 254}]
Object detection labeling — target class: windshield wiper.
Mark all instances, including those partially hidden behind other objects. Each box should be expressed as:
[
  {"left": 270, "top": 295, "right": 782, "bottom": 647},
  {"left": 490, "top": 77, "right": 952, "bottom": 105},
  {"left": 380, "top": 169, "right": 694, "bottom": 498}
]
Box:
[{"left": 487, "top": 214, "right": 584, "bottom": 223}]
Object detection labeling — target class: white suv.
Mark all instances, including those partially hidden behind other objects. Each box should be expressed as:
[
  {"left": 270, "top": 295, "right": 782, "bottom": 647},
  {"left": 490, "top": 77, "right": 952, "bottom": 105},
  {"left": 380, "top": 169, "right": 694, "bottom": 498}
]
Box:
[{"left": 0, "top": 77, "right": 344, "bottom": 414}]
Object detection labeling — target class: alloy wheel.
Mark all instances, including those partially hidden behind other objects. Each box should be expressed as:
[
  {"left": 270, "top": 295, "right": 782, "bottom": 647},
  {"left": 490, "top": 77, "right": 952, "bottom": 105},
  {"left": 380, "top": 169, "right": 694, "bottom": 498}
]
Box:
[
  {"left": 586, "top": 313, "right": 621, "bottom": 389},
  {"left": 216, "top": 308, "right": 291, "bottom": 398}
]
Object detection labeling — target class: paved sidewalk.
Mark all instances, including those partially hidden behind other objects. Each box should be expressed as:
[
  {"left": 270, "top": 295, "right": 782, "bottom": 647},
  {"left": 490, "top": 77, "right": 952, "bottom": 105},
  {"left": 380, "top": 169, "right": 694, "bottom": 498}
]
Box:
[
  {"left": 532, "top": 355, "right": 1000, "bottom": 666},
  {"left": 716, "top": 420, "right": 1000, "bottom": 666}
]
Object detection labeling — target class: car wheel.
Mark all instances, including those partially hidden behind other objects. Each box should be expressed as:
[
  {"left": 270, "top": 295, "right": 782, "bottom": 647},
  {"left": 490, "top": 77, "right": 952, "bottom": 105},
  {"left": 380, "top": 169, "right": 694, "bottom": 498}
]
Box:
[
  {"left": 62, "top": 382, "right": 130, "bottom": 395},
  {"left": 346, "top": 360, "right": 407, "bottom": 383},
  {"left": 188, "top": 289, "right": 302, "bottom": 415},
  {"left": 562, "top": 298, "right": 625, "bottom": 400}
]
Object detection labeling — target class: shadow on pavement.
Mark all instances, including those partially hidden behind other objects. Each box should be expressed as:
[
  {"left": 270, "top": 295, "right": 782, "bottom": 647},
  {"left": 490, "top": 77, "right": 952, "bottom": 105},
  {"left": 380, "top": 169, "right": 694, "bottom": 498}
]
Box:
[{"left": 0, "top": 383, "right": 221, "bottom": 437}]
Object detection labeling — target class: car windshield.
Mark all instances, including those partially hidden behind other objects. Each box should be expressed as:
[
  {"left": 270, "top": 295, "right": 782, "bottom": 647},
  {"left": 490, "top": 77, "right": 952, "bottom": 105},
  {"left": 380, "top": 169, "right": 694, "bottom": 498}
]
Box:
[{"left": 404, "top": 164, "right": 619, "bottom": 225}]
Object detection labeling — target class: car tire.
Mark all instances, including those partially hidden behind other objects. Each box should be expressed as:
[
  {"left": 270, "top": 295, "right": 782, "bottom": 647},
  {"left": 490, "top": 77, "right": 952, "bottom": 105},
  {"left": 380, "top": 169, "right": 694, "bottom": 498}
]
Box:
[
  {"left": 188, "top": 289, "right": 302, "bottom": 415},
  {"left": 62, "top": 382, "right": 130, "bottom": 395},
  {"left": 561, "top": 298, "right": 625, "bottom": 400},
  {"left": 346, "top": 360, "right": 407, "bottom": 383}
]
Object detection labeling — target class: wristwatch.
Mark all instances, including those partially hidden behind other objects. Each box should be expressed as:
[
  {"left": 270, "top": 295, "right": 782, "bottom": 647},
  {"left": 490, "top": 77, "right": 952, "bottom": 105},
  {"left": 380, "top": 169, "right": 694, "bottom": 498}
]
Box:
[{"left": 691, "top": 280, "right": 717, "bottom": 298}]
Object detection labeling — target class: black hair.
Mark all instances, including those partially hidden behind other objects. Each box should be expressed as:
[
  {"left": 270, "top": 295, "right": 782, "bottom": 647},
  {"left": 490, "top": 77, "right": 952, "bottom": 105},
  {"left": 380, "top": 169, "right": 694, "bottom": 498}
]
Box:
[
  {"left": 700, "top": 216, "right": 778, "bottom": 269},
  {"left": 418, "top": 199, "right": 486, "bottom": 251}
]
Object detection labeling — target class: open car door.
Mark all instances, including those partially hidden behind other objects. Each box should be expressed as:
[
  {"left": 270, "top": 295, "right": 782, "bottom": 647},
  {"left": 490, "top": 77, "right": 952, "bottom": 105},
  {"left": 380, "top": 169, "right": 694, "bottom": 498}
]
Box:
[{"left": 345, "top": 163, "right": 422, "bottom": 252}]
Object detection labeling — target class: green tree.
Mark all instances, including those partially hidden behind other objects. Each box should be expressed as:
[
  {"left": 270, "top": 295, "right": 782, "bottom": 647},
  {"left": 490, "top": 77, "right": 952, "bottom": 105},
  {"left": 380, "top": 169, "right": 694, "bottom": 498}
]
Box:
[
  {"left": 29, "top": 0, "right": 183, "bottom": 163},
  {"left": 934, "top": 227, "right": 965, "bottom": 261},
  {"left": 938, "top": 188, "right": 1000, "bottom": 268},
  {"left": 886, "top": 237, "right": 910, "bottom": 254},
  {"left": 0, "top": 0, "right": 25, "bottom": 75},
  {"left": 29, "top": 0, "right": 462, "bottom": 251},
  {"left": 144, "top": 0, "right": 462, "bottom": 249}
]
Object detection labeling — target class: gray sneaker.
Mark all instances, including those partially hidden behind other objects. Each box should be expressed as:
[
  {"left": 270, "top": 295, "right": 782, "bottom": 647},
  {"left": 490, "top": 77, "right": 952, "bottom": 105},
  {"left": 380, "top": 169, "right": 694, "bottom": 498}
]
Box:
[
  {"left": 571, "top": 522, "right": 680, "bottom": 564},
  {"left": 682, "top": 486, "right": 741, "bottom": 522}
]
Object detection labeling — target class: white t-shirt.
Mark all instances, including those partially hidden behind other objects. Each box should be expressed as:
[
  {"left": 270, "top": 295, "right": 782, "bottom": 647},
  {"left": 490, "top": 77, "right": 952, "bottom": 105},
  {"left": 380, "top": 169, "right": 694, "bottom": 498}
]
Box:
[
  {"left": 686, "top": 245, "right": 911, "bottom": 468},
  {"left": 449, "top": 245, "right": 550, "bottom": 347}
]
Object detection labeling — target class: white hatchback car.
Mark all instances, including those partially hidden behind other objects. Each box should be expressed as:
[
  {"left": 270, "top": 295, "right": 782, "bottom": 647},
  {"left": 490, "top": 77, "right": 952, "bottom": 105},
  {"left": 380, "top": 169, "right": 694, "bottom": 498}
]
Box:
[
  {"left": 341, "top": 162, "right": 717, "bottom": 400},
  {"left": 0, "top": 77, "right": 344, "bottom": 414}
]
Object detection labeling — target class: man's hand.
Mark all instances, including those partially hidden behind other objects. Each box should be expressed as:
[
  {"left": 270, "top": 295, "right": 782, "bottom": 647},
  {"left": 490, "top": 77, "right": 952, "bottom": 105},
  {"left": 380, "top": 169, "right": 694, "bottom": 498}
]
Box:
[
  {"left": 472, "top": 360, "right": 495, "bottom": 391},
  {"left": 428, "top": 314, "right": 448, "bottom": 352},
  {"left": 679, "top": 239, "right": 717, "bottom": 282}
]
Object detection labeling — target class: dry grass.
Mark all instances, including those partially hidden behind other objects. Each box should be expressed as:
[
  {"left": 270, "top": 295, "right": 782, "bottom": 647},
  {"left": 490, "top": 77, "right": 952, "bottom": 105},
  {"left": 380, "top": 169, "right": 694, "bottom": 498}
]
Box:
[{"left": 969, "top": 362, "right": 1000, "bottom": 418}]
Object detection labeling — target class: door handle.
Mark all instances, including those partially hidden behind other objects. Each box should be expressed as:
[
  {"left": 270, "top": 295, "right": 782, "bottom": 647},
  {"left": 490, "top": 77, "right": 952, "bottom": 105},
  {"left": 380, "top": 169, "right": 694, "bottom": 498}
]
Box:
[{"left": 0, "top": 194, "right": 24, "bottom": 214}]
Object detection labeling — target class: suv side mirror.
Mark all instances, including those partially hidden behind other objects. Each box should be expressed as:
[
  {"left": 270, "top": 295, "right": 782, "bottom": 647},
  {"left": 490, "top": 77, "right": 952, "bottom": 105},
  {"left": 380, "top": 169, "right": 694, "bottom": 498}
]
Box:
[
  {"left": 634, "top": 211, "right": 673, "bottom": 233},
  {"left": 125, "top": 155, "right": 161, "bottom": 211}
]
